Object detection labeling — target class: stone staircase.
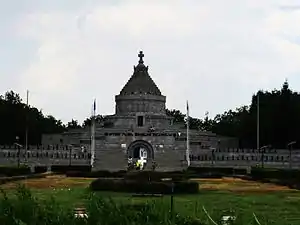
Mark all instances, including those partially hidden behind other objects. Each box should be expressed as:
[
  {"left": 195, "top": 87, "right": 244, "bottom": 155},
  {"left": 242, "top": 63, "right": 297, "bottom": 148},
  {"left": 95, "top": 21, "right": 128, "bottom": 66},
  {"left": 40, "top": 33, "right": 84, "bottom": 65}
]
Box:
[
  {"left": 155, "top": 150, "right": 185, "bottom": 171},
  {"left": 93, "top": 149, "right": 127, "bottom": 171}
]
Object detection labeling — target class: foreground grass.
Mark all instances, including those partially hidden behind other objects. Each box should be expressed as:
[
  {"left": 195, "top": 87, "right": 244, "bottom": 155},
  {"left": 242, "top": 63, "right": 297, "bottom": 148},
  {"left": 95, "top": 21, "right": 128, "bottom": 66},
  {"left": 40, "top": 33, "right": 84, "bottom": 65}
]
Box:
[
  {"left": 93, "top": 190, "right": 300, "bottom": 224},
  {"left": 0, "top": 186, "right": 204, "bottom": 225},
  {"left": 2, "top": 186, "right": 300, "bottom": 224},
  {"left": 1, "top": 176, "right": 300, "bottom": 224}
]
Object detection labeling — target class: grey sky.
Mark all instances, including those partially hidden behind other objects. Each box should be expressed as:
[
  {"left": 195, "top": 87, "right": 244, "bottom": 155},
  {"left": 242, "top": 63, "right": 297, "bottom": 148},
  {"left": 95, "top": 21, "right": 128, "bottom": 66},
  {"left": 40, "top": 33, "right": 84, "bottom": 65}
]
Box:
[{"left": 1, "top": 0, "right": 300, "bottom": 123}]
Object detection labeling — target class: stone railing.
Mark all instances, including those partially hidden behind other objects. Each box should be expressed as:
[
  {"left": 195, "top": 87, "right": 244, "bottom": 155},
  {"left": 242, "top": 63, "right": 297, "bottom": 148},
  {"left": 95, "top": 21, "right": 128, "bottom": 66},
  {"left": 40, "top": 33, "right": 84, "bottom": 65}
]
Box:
[
  {"left": 0, "top": 144, "right": 90, "bottom": 151},
  {"left": 0, "top": 149, "right": 91, "bottom": 167},
  {"left": 189, "top": 148, "right": 300, "bottom": 169},
  {"left": 0, "top": 146, "right": 300, "bottom": 169}
]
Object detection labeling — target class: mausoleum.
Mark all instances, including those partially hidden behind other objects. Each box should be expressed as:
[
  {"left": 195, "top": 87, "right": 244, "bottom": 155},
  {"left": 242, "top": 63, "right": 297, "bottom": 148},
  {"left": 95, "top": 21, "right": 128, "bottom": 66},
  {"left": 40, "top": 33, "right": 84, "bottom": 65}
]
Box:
[{"left": 42, "top": 51, "right": 237, "bottom": 171}]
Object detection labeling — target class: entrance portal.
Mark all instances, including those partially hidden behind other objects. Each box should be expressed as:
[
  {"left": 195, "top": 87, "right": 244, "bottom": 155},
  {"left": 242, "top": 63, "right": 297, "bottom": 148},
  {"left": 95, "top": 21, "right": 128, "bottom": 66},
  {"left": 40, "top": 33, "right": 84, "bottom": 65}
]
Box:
[
  {"left": 127, "top": 140, "right": 154, "bottom": 170},
  {"left": 132, "top": 147, "right": 148, "bottom": 159},
  {"left": 127, "top": 140, "right": 154, "bottom": 159}
]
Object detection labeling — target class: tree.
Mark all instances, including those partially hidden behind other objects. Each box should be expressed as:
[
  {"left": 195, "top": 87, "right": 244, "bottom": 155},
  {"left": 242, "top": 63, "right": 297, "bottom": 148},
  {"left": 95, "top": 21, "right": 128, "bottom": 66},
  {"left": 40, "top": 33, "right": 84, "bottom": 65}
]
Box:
[
  {"left": 166, "top": 109, "right": 185, "bottom": 123},
  {"left": 4, "top": 91, "right": 22, "bottom": 104},
  {"left": 0, "top": 90, "right": 66, "bottom": 145},
  {"left": 210, "top": 80, "right": 300, "bottom": 148},
  {"left": 82, "top": 115, "right": 106, "bottom": 128},
  {"left": 67, "top": 119, "right": 81, "bottom": 129}
]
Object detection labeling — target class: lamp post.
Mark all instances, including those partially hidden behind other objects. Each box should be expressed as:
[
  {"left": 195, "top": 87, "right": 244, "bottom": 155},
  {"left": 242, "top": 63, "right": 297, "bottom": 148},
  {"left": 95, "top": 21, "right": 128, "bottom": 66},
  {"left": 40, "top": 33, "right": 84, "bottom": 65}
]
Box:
[
  {"left": 68, "top": 144, "right": 73, "bottom": 166},
  {"left": 210, "top": 147, "right": 216, "bottom": 166},
  {"left": 287, "top": 141, "right": 296, "bottom": 169},
  {"left": 15, "top": 136, "right": 22, "bottom": 168},
  {"left": 259, "top": 145, "right": 271, "bottom": 168}
]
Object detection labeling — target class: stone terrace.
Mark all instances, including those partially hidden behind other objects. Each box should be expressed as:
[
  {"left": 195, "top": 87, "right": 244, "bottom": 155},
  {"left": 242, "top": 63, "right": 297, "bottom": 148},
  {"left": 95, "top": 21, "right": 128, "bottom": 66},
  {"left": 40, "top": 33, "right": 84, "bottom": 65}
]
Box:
[{"left": 0, "top": 145, "right": 300, "bottom": 170}]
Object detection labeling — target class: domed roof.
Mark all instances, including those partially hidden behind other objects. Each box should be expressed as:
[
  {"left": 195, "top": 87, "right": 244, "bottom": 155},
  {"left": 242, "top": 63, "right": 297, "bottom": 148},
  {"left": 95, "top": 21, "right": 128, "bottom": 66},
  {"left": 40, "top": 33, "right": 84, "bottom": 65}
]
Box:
[{"left": 119, "top": 51, "right": 162, "bottom": 96}]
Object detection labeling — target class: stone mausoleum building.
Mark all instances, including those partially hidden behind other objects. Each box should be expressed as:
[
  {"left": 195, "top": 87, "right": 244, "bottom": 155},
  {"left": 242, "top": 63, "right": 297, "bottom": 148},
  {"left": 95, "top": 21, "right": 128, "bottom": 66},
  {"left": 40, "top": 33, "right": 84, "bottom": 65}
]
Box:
[
  {"left": 42, "top": 51, "right": 238, "bottom": 171},
  {"left": 1, "top": 51, "right": 299, "bottom": 171}
]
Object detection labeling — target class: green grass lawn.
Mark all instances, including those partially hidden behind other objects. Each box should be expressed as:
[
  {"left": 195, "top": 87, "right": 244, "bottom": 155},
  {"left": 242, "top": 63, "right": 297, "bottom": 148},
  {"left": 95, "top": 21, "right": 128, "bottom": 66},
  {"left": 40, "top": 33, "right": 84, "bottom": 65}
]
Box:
[
  {"left": 1, "top": 176, "right": 300, "bottom": 224},
  {"left": 11, "top": 187, "right": 298, "bottom": 225}
]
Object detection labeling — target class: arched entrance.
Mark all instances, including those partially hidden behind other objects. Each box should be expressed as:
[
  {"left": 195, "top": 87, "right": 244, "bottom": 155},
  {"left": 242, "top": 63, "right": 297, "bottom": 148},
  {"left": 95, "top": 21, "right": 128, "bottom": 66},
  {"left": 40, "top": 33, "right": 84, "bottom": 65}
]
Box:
[{"left": 127, "top": 140, "right": 154, "bottom": 160}]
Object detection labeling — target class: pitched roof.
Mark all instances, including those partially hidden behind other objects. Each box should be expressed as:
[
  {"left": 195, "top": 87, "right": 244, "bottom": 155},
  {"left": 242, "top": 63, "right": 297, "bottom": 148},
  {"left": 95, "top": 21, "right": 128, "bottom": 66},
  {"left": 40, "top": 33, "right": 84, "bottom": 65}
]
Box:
[{"left": 119, "top": 51, "right": 162, "bottom": 96}]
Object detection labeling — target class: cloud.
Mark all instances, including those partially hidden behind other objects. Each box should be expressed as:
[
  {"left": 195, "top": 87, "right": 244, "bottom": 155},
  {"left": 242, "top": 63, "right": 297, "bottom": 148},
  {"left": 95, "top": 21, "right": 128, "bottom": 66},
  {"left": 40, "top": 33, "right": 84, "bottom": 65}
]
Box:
[{"left": 3, "top": 0, "right": 300, "bottom": 123}]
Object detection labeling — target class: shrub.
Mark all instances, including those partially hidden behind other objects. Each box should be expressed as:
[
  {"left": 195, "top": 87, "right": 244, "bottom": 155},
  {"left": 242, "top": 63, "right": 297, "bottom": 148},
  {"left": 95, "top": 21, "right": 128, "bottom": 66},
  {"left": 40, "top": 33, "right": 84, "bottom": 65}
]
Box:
[
  {"left": 66, "top": 170, "right": 127, "bottom": 178},
  {"left": 124, "top": 171, "right": 187, "bottom": 182},
  {"left": 66, "top": 170, "right": 187, "bottom": 180},
  {"left": 0, "top": 173, "right": 47, "bottom": 185},
  {"left": 249, "top": 168, "right": 300, "bottom": 190},
  {"left": 250, "top": 167, "right": 300, "bottom": 180},
  {"left": 34, "top": 166, "right": 48, "bottom": 174},
  {"left": 173, "top": 181, "right": 199, "bottom": 194},
  {"left": 0, "top": 185, "right": 76, "bottom": 225},
  {"left": 0, "top": 165, "right": 31, "bottom": 177},
  {"left": 50, "top": 165, "right": 91, "bottom": 173},
  {"left": 233, "top": 168, "right": 247, "bottom": 175},
  {"left": 90, "top": 178, "right": 199, "bottom": 194},
  {"left": 187, "top": 167, "right": 247, "bottom": 177}
]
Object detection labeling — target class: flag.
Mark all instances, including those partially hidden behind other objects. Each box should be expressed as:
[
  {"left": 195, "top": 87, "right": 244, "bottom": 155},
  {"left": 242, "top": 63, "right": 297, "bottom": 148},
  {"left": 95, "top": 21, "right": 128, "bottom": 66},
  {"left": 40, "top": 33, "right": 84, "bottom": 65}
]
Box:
[
  {"left": 186, "top": 100, "right": 189, "bottom": 112},
  {"left": 93, "top": 99, "right": 96, "bottom": 111},
  {"left": 186, "top": 100, "right": 189, "bottom": 119},
  {"left": 186, "top": 100, "right": 190, "bottom": 167}
]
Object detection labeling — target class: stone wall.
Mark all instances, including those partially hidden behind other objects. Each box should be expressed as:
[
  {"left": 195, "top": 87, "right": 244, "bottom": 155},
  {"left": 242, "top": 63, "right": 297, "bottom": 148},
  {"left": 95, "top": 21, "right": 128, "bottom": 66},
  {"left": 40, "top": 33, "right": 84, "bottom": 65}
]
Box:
[
  {"left": 1, "top": 145, "right": 300, "bottom": 170},
  {"left": 190, "top": 148, "right": 300, "bottom": 169},
  {"left": 0, "top": 145, "right": 91, "bottom": 168},
  {"left": 115, "top": 94, "right": 166, "bottom": 115}
]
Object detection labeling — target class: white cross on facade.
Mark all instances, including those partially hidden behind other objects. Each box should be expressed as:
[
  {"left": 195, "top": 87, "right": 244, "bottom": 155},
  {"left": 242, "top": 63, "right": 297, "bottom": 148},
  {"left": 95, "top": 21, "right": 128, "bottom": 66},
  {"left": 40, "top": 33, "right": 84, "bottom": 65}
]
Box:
[{"left": 138, "top": 157, "right": 147, "bottom": 170}]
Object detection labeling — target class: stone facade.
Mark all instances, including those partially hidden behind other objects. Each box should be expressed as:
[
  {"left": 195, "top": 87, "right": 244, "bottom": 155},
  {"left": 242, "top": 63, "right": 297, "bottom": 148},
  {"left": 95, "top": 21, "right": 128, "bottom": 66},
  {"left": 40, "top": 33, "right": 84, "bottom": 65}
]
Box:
[
  {"left": 3, "top": 51, "right": 298, "bottom": 171},
  {"left": 41, "top": 51, "right": 240, "bottom": 171}
]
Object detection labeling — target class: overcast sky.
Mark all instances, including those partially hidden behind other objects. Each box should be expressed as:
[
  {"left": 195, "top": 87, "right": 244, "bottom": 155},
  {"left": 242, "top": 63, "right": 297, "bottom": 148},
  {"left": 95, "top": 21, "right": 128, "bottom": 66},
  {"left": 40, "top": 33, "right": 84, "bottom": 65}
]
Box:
[{"left": 1, "top": 0, "right": 300, "bottom": 123}]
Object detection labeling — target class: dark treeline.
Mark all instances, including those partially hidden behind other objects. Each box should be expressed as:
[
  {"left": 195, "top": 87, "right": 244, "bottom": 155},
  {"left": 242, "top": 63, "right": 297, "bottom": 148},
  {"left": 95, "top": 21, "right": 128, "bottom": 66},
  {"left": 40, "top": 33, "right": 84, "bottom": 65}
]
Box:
[
  {"left": 1, "top": 81, "right": 300, "bottom": 148},
  {"left": 167, "top": 80, "right": 300, "bottom": 149},
  {"left": 0, "top": 91, "right": 66, "bottom": 145}
]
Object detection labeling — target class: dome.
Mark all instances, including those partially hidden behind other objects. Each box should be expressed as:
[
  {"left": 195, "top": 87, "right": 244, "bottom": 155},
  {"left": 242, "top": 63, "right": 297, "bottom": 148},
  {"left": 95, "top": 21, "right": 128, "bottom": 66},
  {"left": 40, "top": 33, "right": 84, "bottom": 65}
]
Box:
[{"left": 119, "top": 51, "right": 162, "bottom": 96}]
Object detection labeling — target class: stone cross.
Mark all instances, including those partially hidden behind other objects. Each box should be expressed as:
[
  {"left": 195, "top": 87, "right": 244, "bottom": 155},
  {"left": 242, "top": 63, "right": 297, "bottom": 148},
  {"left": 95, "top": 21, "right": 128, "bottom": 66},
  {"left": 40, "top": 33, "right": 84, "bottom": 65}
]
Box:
[
  {"left": 138, "top": 157, "right": 147, "bottom": 170},
  {"left": 138, "top": 51, "right": 144, "bottom": 64}
]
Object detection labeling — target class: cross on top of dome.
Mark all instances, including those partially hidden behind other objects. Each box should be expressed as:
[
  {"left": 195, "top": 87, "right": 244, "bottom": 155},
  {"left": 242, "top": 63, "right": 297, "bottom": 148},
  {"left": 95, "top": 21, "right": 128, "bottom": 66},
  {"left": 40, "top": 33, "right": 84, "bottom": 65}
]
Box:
[
  {"left": 138, "top": 51, "right": 144, "bottom": 64},
  {"left": 119, "top": 51, "right": 162, "bottom": 96}
]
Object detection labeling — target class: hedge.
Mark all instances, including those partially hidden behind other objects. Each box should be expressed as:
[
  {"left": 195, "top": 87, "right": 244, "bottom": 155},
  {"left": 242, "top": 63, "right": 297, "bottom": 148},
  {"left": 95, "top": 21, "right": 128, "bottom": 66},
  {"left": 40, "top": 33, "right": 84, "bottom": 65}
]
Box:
[
  {"left": 66, "top": 170, "right": 127, "bottom": 178},
  {"left": 66, "top": 170, "right": 188, "bottom": 181},
  {"left": 0, "top": 166, "right": 31, "bottom": 177},
  {"left": 66, "top": 168, "right": 249, "bottom": 180},
  {"left": 187, "top": 167, "right": 247, "bottom": 176},
  {"left": 124, "top": 171, "right": 188, "bottom": 182},
  {"left": 247, "top": 167, "right": 300, "bottom": 190},
  {"left": 34, "top": 166, "right": 48, "bottom": 174},
  {"left": 0, "top": 173, "right": 47, "bottom": 185},
  {"left": 250, "top": 167, "right": 300, "bottom": 180},
  {"left": 50, "top": 165, "right": 91, "bottom": 173},
  {"left": 90, "top": 178, "right": 199, "bottom": 194},
  {"left": 66, "top": 169, "right": 227, "bottom": 180}
]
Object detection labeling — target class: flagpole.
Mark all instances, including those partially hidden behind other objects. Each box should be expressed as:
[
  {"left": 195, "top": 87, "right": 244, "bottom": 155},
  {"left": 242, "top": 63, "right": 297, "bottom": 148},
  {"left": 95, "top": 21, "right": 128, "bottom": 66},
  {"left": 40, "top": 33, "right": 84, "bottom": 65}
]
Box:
[
  {"left": 25, "top": 90, "right": 29, "bottom": 159},
  {"left": 91, "top": 99, "right": 96, "bottom": 167},
  {"left": 186, "top": 101, "right": 190, "bottom": 167},
  {"left": 257, "top": 92, "right": 260, "bottom": 151}
]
